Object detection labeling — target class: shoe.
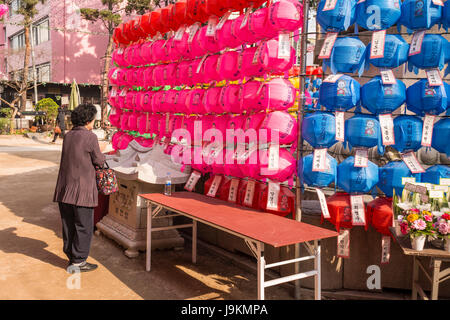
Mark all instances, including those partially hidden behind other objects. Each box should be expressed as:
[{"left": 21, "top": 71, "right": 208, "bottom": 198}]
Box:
[{"left": 67, "top": 262, "right": 98, "bottom": 273}]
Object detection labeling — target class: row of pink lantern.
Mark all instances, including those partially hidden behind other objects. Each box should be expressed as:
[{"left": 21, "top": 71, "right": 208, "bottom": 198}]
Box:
[
  {"left": 109, "top": 78, "right": 297, "bottom": 115},
  {"left": 109, "top": 39, "right": 296, "bottom": 88},
  {"left": 110, "top": 110, "right": 298, "bottom": 146},
  {"left": 112, "top": 2, "right": 303, "bottom": 68}
]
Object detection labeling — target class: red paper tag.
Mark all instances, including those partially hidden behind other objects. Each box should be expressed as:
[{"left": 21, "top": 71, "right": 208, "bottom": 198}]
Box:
[
  {"left": 401, "top": 152, "right": 425, "bottom": 173},
  {"left": 184, "top": 171, "right": 202, "bottom": 192},
  {"left": 370, "top": 30, "right": 386, "bottom": 59},
  {"left": 409, "top": 31, "right": 425, "bottom": 56},
  {"left": 379, "top": 114, "right": 395, "bottom": 146},
  {"left": 350, "top": 195, "right": 366, "bottom": 227},
  {"left": 421, "top": 114, "right": 436, "bottom": 147},
  {"left": 319, "top": 32, "right": 338, "bottom": 59},
  {"left": 316, "top": 188, "right": 330, "bottom": 219},
  {"left": 337, "top": 229, "right": 350, "bottom": 258},
  {"left": 354, "top": 148, "right": 369, "bottom": 168}
]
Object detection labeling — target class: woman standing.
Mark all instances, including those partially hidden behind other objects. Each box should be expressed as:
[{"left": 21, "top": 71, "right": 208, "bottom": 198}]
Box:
[{"left": 53, "top": 104, "right": 106, "bottom": 272}]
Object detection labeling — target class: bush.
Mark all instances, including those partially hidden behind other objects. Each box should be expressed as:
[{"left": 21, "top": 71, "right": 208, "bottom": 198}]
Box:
[
  {"left": 0, "top": 108, "right": 13, "bottom": 118},
  {"left": 0, "top": 118, "right": 11, "bottom": 134},
  {"left": 35, "top": 98, "right": 59, "bottom": 124}
]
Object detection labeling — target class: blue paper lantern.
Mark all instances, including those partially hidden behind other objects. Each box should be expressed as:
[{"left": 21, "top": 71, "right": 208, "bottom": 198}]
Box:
[
  {"left": 443, "top": 0, "right": 450, "bottom": 31},
  {"left": 432, "top": 118, "right": 450, "bottom": 157},
  {"left": 361, "top": 76, "right": 406, "bottom": 114},
  {"left": 302, "top": 112, "right": 337, "bottom": 148},
  {"left": 345, "top": 114, "right": 383, "bottom": 154},
  {"left": 408, "top": 35, "right": 449, "bottom": 73},
  {"left": 378, "top": 161, "right": 419, "bottom": 197},
  {"left": 393, "top": 115, "right": 423, "bottom": 153},
  {"left": 398, "top": 0, "right": 442, "bottom": 32},
  {"left": 317, "top": 0, "right": 357, "bottom": 32},
  {"left": 421, "top": 165, "right": 450, "bottom": 185},
  {"left": 318, "top": 75, "right": 361, "bottom": 111},
  {"left": 406, "top": 80, "right": 449, "bottom": 116},
  {"left": 356, "top": 0, "right": 402, "bottom": 30},
  {"left": 337, "top": 156, "right": 379, "bottom": 194},
  {"left": 366, "top": 34, "right": 409, "bottom": 69},
  {"left": 323, "top": 37, "right": 367, "bottom": 76},
  {"left": 301, "top": 153, "right": 338, "bottom": 188}
]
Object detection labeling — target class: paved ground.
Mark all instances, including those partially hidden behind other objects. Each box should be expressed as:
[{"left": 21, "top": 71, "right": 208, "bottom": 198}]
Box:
[{"left": 0, "top": 134, "right": 296, "bottom": 300}]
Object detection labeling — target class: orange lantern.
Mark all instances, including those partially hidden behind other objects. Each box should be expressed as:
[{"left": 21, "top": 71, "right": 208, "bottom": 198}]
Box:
[
  {"left": 237, "top": 180, "right": 265, "bottom": 210},
  {"left": 260, "top": 185, "right": 295, "bottom": 217},
  {"left": 367, "top": 197, "right": 393, "bottom": 237},
  {"left": 325, "top": 192, "right": 369, "bottom": 232}
]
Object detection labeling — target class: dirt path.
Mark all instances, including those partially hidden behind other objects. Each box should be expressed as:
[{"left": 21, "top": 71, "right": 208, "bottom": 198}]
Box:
[{"left": 0, "top": 135, "right": 294, "bottom": 300}]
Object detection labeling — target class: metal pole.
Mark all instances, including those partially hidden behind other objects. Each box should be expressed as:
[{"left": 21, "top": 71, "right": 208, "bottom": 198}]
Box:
[
  {"left": 29, "top": 25, "right": 38, "bottom": 105},
  {"left": 294, "top": 0, "right": 310, "bottom": 300}
]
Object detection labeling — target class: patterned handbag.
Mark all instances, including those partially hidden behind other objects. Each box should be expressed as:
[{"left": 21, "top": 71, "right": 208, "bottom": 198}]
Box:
[{"left": 95, "top": 162, "right": 118, "bottom": 195}]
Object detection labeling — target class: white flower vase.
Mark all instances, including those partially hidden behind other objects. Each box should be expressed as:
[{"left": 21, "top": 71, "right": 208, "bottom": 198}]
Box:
[
  {"left": 411, "top": 235, "right": 426, "bottom": 251},
  {"left": 445, "top": 239, "right": 450, "bottom": 253}
]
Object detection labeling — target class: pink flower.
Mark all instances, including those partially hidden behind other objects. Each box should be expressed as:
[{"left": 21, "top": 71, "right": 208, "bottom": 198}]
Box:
[
  {"left": 413, "top": 219, "right": 426, "bottom": 231},
  {"left": 438, "top": 222, "right": 449, "bottom": 235},
  {"left": 424, "top": 215, "right": 433, "bottom": 222}
]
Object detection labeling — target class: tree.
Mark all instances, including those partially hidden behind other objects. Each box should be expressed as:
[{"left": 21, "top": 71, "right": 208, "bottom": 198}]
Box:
[
  {"left": 34, "top": 97, "right": 58, "bottom": 125},
  {"left": 81, "top": 0, "right": 163, "bottom": 129},
  {"left": 0, "top": 0, "right": 46, "bottom": 132}
]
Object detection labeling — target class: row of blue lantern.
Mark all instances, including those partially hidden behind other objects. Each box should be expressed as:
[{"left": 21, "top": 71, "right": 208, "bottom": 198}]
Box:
[
  {"left": 302, "top": 112, "right": 450, "bottom": 157},
  {"left": 317, "top": 0, "right": 450, "bottom": 33},
  {"left": 319, "top": 75, "right": 450, "bottom": 116},
  {"left": 301, "top": 155, "right": 450, "bottom": 197}
]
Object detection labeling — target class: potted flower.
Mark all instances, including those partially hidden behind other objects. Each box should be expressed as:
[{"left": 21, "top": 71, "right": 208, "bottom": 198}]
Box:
[
  {"left": 433, "top": 212, "right": 450, "bottom": 252},
  {"left": 399, "top": 208, "right": 436, "bottom": 251}
]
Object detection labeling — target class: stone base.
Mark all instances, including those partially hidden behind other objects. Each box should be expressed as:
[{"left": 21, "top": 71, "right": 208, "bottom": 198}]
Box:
[{"left": 96, "top": 215, "right": 185, "bottom": 258}]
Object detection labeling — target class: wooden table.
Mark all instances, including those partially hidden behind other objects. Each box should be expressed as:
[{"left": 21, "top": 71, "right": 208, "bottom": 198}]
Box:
[
  {"left": 390, "top": 228, "right": 450, "bottom": 300},
  {"left": 140, "top": 192, "right": 338, "bottom": 300}
]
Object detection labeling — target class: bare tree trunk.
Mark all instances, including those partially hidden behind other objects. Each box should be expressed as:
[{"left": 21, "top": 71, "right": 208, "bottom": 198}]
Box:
[
  {"left": 21, "top": 18, "right": 31, "bottom": 113},
  {"left": 101, "top": 34, "right": 114, "bottom": 128}
]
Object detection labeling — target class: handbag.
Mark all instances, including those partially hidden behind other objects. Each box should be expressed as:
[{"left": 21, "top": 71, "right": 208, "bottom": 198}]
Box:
[
  {"left": 54, "top": 126, "right": 61, "bottom": 134},
  {"left": 95, "top": 162, "right": 118, "bottom": 195}
]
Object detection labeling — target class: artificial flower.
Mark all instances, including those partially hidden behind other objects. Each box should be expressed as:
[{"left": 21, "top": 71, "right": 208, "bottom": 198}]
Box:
[
  {"left": 412, "top": 219, "right": 426, "bottom": 231},
  {"left": 400, "top": 222, "right": 409, "bottom": 235},
  {"left": 424, "top": 215, "right": 433, "bottom": 222},
  {"left": 442, "top": 213, "right": 450, "bottom": 221},
  {"left": 407, "top": 214, "right": 419, "bottom": 223},
  {"left": 438, "top": 221, "right": 449, "bottom": 235},
  {"left": 397, "top": 215, "right": 404, "bottom": 223}
]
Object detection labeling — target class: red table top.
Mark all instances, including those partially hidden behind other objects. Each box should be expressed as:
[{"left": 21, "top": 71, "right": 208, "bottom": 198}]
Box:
[{"left": 140, "top": 192, "right": 338, "bottom": 248}]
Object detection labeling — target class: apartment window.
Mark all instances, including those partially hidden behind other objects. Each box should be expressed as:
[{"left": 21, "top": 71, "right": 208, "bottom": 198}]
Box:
[
  {"left": 9, "top": 0, "right": 22, "bottom": 17},
  {"left": 32, "top": 18, "right": 49, "bottom": 45},
  {"left": 9, "top": 31, "right": 25, "bottom": 50},
  {"left": 37, "top": 63, "right": 50, "bottom": 82}
]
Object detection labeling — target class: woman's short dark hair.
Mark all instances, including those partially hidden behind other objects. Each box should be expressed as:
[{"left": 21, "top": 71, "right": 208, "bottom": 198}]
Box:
[{"left": 71, "top": 104, "right": 97, "bottom": 127}]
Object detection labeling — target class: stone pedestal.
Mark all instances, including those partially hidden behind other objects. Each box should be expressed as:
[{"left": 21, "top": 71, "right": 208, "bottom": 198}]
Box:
[{"left": 96, "top": 176, "right": 184, "bottom": 258}]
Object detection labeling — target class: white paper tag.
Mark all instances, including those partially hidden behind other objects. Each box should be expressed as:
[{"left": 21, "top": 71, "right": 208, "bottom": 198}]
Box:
[
  {"left": 240, "top": 8, "right": 252, "bottom": 29},
  {"left": 323, "top": 0, "right": 338, "bottom": 11},
  {"left": 409, "top": 30, "right": 425, "bottom": 56},
  {"left": 421, "top": 114, "right": 435, "bottom": 147},
  {"left": 188, "top": 23, "right": 200, "bottom": 43},
  {"left": 206, "top": 16, "right": 218, "bottom": 37},
  {"left": 381, "top": 236, "right": 391, "bottom": 264},
  {"left": 184, "top": 171, "right": 202, "bottom": 192},
  {"left": 337, "top": 229, "right": 350, "bottom": 258},
  {"left": 319, "top": 32, "right": 338, "bottom": 59},
  {"left": 401, "top": 152, "right": 425, "bottom": 173},
  {"left": 350, "top": 195, "right": 366, "bottom": 226},
  {"left": 433, "top": 185, "right": 449, "bottom": 192},
  {"left": 316, "top": 188, "right": 331, "bottom": 219},
  {"left": 440, "top": 178, "right": 450, "bottom": 186},
  {"left": 370, "top": 30, "right": 386, "bottom": 59},
  {"left": 112, "top": 69, "right": 119, "bottom": 80},
  {"left": 243, "top": 180, "right": 256, "bottom": 206},
  {"left": 380, "top": 69, "right": 396, "bottom": 85},
  {"left": 323, "top": 73, "right": 343, "bottom": 83},
  {"left": 335, "top": 111, "right": 345, "bottom": 142},
  {"left": 228, "top": 179, "right": 240, "bottom": 203},
  {"left": 266, "top": 181, "right": 280, "bottom": 210},
  {"left": 174, "top": 25, "right": 186, "bottom": 41},
  {"left": 216, "top": 11, "right": 232, "bottom": 30},
  {"left": 120, "top": 89, "right": 127, "bottom": 97},
  {"left": 354, "top": 148, "right": 369, "bottom": 168},
  {"left": 252, "top": 44, "right": 263, "bottom": 65},
  {"left": 117, "top": 47, "right": 124, "bottom": 55},
  {"left": 312, "top": 148, "right": 328, "bottom": 172},
  {"left": 430, "top": 190, "right": 444, "bottom": 198},
  {"left": 278, "top": 33, "right": 291, "bottom": 59},
  {"left": 426, "top": 69, "right": 443, "bottom": 87},
  {"left": 402, "top": 177, "right": 416, "bottom": 185},
  {"left": 432, "top": 0, "right": 444, "bottom": 6},
  {"left": 110, "top": 88, "right": 117, "bottom": 97},
  {"left": 196, "top": 55, "right": 208, "bottom": 74},
  {"left": 268, "top": 144, "right": 280, "bottom": 170},
  {"left": 207, "top": 175, "right": 223, "bottom": 197},
  {"left": 379, "top": 114, "right": 395, "bottom": 146}
]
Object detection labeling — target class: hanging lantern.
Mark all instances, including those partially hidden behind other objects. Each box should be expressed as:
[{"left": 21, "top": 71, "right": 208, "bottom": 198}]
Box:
[
  {"left": 432, "top": 118, "right": 450, "bottom": 158},
  {"left": 366, "top": 34, "right": 409, "bottom": 69},
  {"left": 443, "top": 0, "right": 450, "bottom": 31},
  {"left": 325, "top": 192, "right": 359, "bottom": 232},
  {"left": 355, "top": 0, "right": 402, "bottom": 30},
  {"left": 421, "top": 165, "right": 450, "bottom": 185},
  {"left": 300, "top": 153, "right": 338, "bottom": 188},
  {"left": 260, "top": 185, "right": 295, "bottom": 217},
  {"left": 337, "top": 156, "right": 379, "bottom": 194},
  {"left": 406, "top": 79, "right": 449, "bottom": 116},
  {"left": 398, "top": 0, "right": 442, "bottom": 32},
  {"left": 361, "top": 76, "right": 406, "bottom": 114},
  {"left": 316, "top": 0, "right": 357, "bottom": 32},
  {"left": 323, "top": 37, "right": 367, "bottom": 76},
  {"left": 393, "top": 115, "right": 423, "bottom": 153},
  {"left": 302, "top": 112, "right": 337, "bottom": 149},
  {"left": 408, "top": 35, "right": 449, "bottom": 73},
  {"left": 345, "top": 114, "right": 383, "bottom": 154},
  {"left": 367, "top": 197, "right": 393, "bottom": 236},
  {"left": 377, "top": 161, "right": 419, "bottom": 198},
  {"left": 318, "top": 75, "right": 361, "bottom": 112}
]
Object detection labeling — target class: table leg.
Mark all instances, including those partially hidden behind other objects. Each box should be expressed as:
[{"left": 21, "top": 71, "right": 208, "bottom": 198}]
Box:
[
  {"left": 431, "top": 259, "right": 442, "bottom": 300},
  {"left": 412, "top": 256, "right": 419, "bottom": 300},
  {"left": 146, "top": 203, "right": 152, "bottom": 272},
  {"left": 192, "top": 220, "right": 197, "bottom": 264},
  {"left": 314, "top": 240, "right": 321, "bottom": 301},
  {"left": 257, "top": 242, "right": 265, "bottom": 301}
]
